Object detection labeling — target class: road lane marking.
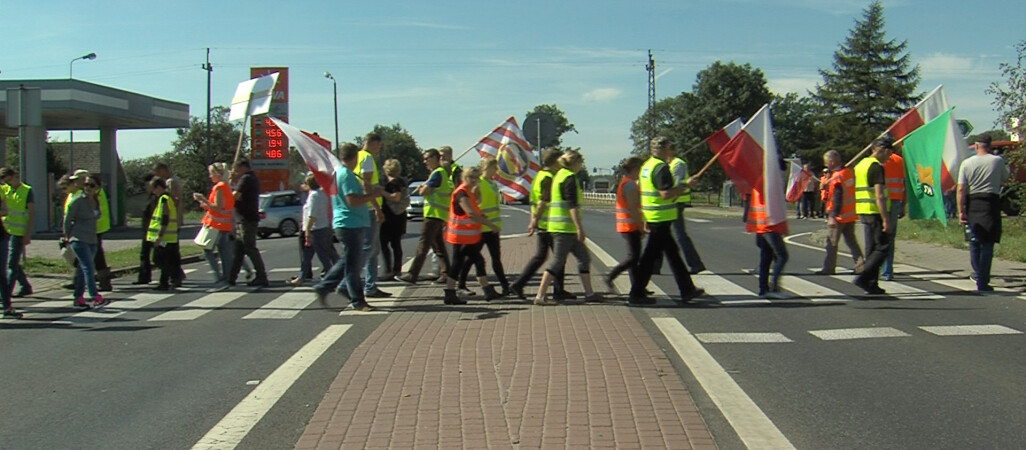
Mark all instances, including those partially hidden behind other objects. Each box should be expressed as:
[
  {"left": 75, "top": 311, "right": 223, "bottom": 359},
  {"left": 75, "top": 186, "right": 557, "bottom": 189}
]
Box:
[
  {"left": 242, "top": 291, "right": 317, "bottom": 320},
  {"left": 775, "top": 275, "right": 849, "bottom": 303},
  {"left": 653, "top": 318, "right": 795, "bottom": 449},
  {"left": 148, "top": 292, "right": 246, "bottom": 321},
  {"left": 687, "top": 218, "right": 712, "bottom": 223},
  {"left": 809, "top": 327, "right": 910, "bottom": 341},
  {"left": 918, "top": 325, "right": 1023, "bottom": 336},
  {"left": 695, "top": 332, "right": 792, "bottom": 343},
  {"left": 192, "top": 324, "right": 352, "bottom": 450}
]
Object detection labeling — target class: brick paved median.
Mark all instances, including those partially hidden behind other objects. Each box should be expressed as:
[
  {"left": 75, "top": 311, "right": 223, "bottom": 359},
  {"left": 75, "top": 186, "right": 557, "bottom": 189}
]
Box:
[{"left": 295, "top": 237, "right": 716, "bottom": 449}]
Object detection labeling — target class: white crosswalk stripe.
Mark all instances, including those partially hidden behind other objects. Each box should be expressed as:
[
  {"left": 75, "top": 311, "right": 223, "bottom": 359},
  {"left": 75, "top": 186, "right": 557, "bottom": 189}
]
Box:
[
  {"left": 777, "top": 275, "right": 849, "bottom": 303},
  {"left": 148, "top": 291, "right": 247, "bottom": 321},
  {"left": 55, "top": 292, "right": 176, "bottom": 324},
  {"left": 827, "top": 274, "right": 945, "bottom": 300},
  {"left": 809, "top": 327, "right": 910, "bottom": 341},
  {"left": 695, "top": 332, "right": 792, "bottom": 343},
  {"left": 691, "top": 273, "right": 768, "bottom": 304},
  {"left": 243, "top": 291, "right": 318, "bottom": 320},
  {"left": 918, "top": 325, "right": 1023, "bottom": 336}
]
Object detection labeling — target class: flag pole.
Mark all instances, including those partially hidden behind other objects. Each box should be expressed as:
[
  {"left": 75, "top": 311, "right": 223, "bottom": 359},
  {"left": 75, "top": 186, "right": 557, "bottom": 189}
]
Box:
[
  {"left": 232, "top": 114, "right": 248, "bottom": 166},
  {"left": 453, "top": 143, "right": 478, "bottom": 163},
  {"left": 691, "top": 147, "right": 728, "bottom": 179}
]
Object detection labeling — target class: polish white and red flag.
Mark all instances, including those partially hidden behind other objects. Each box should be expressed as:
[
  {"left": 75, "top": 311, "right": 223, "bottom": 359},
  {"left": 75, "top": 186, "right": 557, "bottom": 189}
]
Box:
[
  {"left": 886, "top": 84, "right": 949, "bottom": 141},
  {"left": 705, "top": 118, "right": 745, "bottom": 154},
  {"left": 716, "top": 104, "right": 787, "bottom": 227},
  {"left": 785, "top": 159, "right": 813, "bottom": 203},
  {"left": 268, "top": 116, "right": 342, "bottom": 195},
  {"left": 472, "top": 116, "right": 541, "bottom": 201}
]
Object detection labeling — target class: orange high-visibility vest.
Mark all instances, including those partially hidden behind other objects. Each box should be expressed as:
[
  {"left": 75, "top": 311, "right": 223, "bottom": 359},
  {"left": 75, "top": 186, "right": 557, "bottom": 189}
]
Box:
[
  {"left": 445, "top": 183, "right": 483, "bottom": 245},
  {"left": 614, "top": 177, "right": 640, "bottom": 233},
  {"left": 883, "top": 153, "right": 906, "bottom": 202},
  {"left": 819, "top": 174, "right": 829, "bottom": 202},
  {"left": 826, "top": 168, "right": 857, "bottom": 224},
  {"left": 201, "top": 182, "right": 235, "bottom": 232},
  {"left": 745, "top": 189, "right": 789, "bottom": 235}
]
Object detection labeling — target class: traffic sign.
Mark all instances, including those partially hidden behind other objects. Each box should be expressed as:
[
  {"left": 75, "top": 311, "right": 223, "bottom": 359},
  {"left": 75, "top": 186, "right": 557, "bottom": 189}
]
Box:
[
  {"left": 956, "top": 119, "right": 973, "bottom": 137},
  {"left": 523, "top": 112, "right": 557, "bottom": 149}
]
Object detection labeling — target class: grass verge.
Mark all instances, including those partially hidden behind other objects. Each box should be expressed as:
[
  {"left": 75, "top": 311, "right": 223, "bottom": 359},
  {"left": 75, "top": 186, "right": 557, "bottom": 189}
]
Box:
[
  {"left": 895, "top": 216, "right": 1025, "bottom": 263},
  {"left": 26, "top": 244, "right": 205, "bottom": 275}
]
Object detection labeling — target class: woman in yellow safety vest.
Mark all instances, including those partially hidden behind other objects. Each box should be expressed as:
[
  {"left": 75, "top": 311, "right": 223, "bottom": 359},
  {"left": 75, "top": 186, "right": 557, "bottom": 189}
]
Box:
[{"left": 533, "top": 150, "right": 602, "bottom": 305}]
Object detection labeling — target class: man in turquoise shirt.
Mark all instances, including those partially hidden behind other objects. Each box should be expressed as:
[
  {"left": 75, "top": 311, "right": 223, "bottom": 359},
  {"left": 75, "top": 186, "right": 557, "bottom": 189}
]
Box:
[{"left": 315, "top": 143, "right": 381, "bottom": 311}]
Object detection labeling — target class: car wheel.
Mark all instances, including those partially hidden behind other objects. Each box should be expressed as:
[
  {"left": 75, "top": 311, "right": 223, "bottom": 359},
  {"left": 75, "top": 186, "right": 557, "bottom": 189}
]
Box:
[
  {"left": 279, "top": 218, "right": 299, "bottom": 237},
  {"left": 258, "top": 232, "right": 271, "bottom": 239}
]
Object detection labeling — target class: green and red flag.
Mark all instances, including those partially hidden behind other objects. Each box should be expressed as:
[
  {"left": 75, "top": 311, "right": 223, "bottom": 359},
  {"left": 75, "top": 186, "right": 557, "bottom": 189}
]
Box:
[{"left": 899, "top": 108, "right": 966, "bottom": 226}]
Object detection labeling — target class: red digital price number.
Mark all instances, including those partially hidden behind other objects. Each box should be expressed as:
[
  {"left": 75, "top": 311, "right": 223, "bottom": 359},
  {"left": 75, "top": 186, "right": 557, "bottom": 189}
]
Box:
[{"left": 251, "top": 118, "right": 288, "bottom": 160}]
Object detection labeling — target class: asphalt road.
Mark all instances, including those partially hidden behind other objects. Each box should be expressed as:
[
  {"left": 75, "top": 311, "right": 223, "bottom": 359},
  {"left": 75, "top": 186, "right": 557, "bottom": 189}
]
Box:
[{"left": 1, "top": 204, "right": 1023, "bottom": 449}]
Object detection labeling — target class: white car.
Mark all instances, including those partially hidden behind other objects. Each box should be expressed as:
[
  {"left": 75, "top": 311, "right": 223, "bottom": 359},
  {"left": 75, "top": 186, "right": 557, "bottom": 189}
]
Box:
[
  {"left": 407, "top": 181, "right": 425, "bottom": 220},
  {"left": 258, "top": 190, "right": 303, "bottom": 238}
]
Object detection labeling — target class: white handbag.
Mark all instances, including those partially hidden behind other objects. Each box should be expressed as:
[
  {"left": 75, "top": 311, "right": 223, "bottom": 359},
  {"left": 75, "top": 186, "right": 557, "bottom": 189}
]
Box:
[{"left": 193, "top": 226, "right": 219, "bottom": 250}]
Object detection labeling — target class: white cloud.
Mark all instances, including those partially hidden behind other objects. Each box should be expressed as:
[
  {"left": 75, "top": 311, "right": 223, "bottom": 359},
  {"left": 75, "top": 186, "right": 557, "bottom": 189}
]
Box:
[
  {"left": 919, "top": 53, "right": 982, "bottom": 78},
  {"left": 582, "top": 88, "right": 622, "bottom": 102},
  {"left": 768, "top": 77, "right": 820, "bottom": 95}
]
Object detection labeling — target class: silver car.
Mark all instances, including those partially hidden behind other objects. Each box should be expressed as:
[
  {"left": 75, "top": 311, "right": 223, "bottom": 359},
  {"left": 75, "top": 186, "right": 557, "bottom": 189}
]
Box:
[
  {"left": 258, "top": 190, "right": 303, "bottom": 238},
  {"left": 407, "top": 181, "right": 425, "bottom": 220}
]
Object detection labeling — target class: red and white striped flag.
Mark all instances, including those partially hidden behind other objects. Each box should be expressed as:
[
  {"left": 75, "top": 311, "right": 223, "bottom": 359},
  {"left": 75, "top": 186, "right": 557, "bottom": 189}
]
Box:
[
  {"left": 717, "top": 104, "right": 787, "bottom": 228},
  {"left": 785, "top": 160, "right": 812, "bottom": 203},
  {"left": 886, "top": 85, "right": 949, "bottom": 141},
  {"left": 472, "top": 116, "right": 541, "bottom": 201},
  {"left": 706, "top": 118, "right": 745, "bottom": 154},
  {"left": 268, "top": 117, "right": 341, "bottom": 195}
]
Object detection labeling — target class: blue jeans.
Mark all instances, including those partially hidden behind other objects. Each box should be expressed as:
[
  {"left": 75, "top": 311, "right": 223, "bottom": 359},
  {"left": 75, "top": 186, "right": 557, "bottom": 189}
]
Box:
[
  {"left": 315, "top": 227, "right": 367, "bottom": 306},
  {"left": 70, "top": 241, "right": 99, "bottom": 300},
  {"left": 672, "top": 204, "right": 705, "bottom": 272},
  {"left": 880, "top": 200, "right": 902, "bottom": 279},
  {"left": 7, "top": 234, "right": 30, "bottom": 295},
  {"left": 362, "top": 220, "right": 381, "bottom": 292},
  {"left": 299, "top": 228, "right": 339, "bottom": 280},
  {"left": 203, "top": 230, "right": 233, "bottom": 282},
  {"left": 756, "top": 232, "right": 788, "bottom": 293},
  {"left": 0, "top": 235, "right": 10, "bottom": 309},
  {"left": 968, "top": 232, "right": 995, "bottom": 290}
]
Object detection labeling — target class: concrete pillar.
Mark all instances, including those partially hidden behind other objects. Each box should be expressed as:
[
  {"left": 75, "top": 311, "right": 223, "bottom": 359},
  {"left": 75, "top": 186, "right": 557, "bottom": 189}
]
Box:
[
  {"left": 21, "top": 125, "right": 48, "bottom": 233},
  {"left": 99, "top": 127, "right": 119, "bottom": 227}
]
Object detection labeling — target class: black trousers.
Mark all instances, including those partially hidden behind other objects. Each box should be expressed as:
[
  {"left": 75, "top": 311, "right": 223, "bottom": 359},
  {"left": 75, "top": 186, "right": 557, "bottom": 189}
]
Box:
[
  {"left": 458, "top": 231, "right": 509, "bottom": 288},
  {"left": 229, "top": 220, "right": 267, "bottom": 282},
  {"left": 630, "top": 221, "right": 696, "bottom": 297},
  {"left": 155, "top": 242, "right": 181, "bottom": 287},
  {"left": 380, "top": 219, "right": 405, "bottom": 275},
  {"left": 854, "top": 214, "right": 890, "bottom": 288},
  {"left": 608, "top": 230, "right": 641, "bottom": 284},
  {"left": 94, "top": 233, "right": 108, "bottom": 271},
  {"left": 511, "top": 230, "right": 564, "bottom": 291},
  {"left": 138, "top": 239, "right": 153, "bottom": 282},
  {"left": 448, "top": 242, "right": 485, "bottom": 282}
]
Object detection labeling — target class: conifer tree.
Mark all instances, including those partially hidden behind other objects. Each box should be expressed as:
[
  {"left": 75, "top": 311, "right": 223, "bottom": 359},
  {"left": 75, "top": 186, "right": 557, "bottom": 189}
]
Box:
[{"left": 812, "top": 0, "right": 920, "bottom": 158}]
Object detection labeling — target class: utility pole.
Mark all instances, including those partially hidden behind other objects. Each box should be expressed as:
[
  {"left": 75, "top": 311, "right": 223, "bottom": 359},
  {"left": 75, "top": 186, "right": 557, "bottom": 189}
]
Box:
[
  {"left": 202, "top": 48, "right": 213, "bottom": 165},
  {"left": 646, "top": 50, "right": 656, "bottom": 142}
]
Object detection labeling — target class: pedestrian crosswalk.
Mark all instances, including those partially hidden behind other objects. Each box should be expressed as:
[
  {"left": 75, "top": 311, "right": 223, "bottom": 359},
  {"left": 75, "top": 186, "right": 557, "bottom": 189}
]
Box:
[{"left": 671, "top": 320, "right": 1023, "bottom": 345}]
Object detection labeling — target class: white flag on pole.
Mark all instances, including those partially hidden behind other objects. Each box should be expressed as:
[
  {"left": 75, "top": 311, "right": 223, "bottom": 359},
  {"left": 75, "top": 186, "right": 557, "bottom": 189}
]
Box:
[{"left": 229, "top": 72, "right": 279, "bottom": 121}]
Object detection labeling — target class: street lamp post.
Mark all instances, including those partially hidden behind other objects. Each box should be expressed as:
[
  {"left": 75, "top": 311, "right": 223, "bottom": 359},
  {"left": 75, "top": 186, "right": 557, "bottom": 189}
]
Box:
[
  {"left": 69, "top": 52, "right": 97, "bottom": 172},
  {"left": 324, "top": 72, "right": 339, "bottom": 151}
]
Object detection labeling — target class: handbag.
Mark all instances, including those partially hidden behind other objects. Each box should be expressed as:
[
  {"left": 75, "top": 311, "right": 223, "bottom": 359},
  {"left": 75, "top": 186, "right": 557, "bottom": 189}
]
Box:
[
  {"left": 59, "top": 240, "right": 77, "bottom": 265},
  {"left": 193, "top": 226, "right": 220, "bottom": 250}
]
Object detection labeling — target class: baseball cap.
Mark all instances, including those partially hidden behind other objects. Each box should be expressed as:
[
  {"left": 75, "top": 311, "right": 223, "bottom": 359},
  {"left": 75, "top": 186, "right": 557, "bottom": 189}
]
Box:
[{"left": 69, "top": 169, "right": 90, "bottom": 180}]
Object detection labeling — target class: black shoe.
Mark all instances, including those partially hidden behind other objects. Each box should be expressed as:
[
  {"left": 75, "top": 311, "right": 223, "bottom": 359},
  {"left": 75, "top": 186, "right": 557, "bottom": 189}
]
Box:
[
  {"left": 365, "top": 288, "right": 392, "bottom": 298},
  {"left": 678, "top": 288, "right": 705, "bottom": 304},
  {"left": 247, "top": 277, "right": 270, "bottom": 287},
  {"left": 553, "top": 290, "right": 576, "bottom": 301},
  {"left": 1, "top": 307, "right": 24, "bottom": 319},
  {"left": 483, "top": 285, "right": 501, "bottom": 301},
  {"left": 131, "top": 280, "right": 150, "bottom": 286},
  {"left": 814, "top": 270, "right": 834, "bottom": 275},
  {"left": 443, "top": 289, "right": 467, "bottom": 305},
  {"left": 865, "top": 286, "right": 887, "bottom": 296},
  {"left": 154, "top": 285, "right": 172, "bottom": 291},
  {"left": 603, "top": 275, "right": 614, "bottom": 290},
  {"left": 13, "top": 288, "right": 33, "bottom": 298},
  {"left": 398, "top": 273, "right": 417, "bottom": 284},
  {"left": 627, "top": 296, "right": 656, "bottom": 306},
  {"left": 510, "top": 285, "right": 526, "bottom": 300},
  {"left": 315, "top": 290, "right": 329, "bottom": 307}
]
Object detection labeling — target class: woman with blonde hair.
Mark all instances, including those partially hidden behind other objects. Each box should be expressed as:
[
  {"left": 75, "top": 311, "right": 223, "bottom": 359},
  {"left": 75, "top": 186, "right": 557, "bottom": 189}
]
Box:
[
  {"left": 458, "top": 156, "right": 509, "bottom": 296},
  {"left": 192, "top": 162, "right": 235, "bottom": 286},
  {"left": 379, "top": 158, "right": 408, "bottom": 280},
  {"left": 443, "top": 167, "right": 501, "bottom": 304}
]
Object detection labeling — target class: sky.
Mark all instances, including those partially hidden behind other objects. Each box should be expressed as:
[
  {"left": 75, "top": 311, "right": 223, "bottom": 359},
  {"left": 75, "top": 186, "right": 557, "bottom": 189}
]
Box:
[{"left": 2, "top": 0, "right": 1021, "bottom": 175}]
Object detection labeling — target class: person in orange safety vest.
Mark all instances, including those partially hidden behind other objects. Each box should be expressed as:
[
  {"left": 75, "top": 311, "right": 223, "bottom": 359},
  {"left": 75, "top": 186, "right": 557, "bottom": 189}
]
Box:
[{"left": 817, "top": 150, "right": 865, "bottom": 275}]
